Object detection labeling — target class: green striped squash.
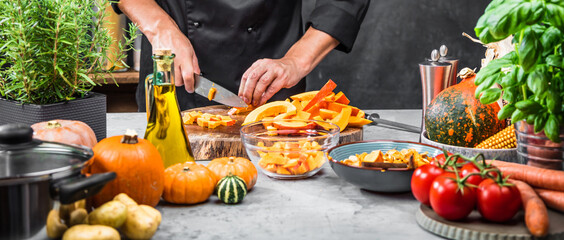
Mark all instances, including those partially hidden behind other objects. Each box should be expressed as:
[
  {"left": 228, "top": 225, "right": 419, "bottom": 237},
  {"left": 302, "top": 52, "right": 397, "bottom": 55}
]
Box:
[{"left": 217, "top": 173, "right": 247, "bottom": 204}]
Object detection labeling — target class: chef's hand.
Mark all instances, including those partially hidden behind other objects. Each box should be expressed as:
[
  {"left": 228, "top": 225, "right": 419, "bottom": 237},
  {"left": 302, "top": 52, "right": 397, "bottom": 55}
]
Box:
[
  {"left": 151, "top": 28, "right": 200, "bottom": 93},
  {"left": 239, "top": 57, "right": 306, "bottom": 106},
  {"left": 238, "top": 27, "right": 339, "bottom": 106},
  {"left": 116, "top": 0, "right": 200, "bottom": 93}
]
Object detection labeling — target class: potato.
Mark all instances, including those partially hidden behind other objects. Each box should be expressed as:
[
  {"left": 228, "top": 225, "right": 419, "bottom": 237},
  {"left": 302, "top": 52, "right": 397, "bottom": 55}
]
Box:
[
  {"left": 59, "top": 203, "right": 75, "bottom": 223},
  {"left": 121, "top": 206, "right": 160, "bottom": 240},
  {"left": 74, "top": 199, "right": 86, "bottom": 210},
  {"left": 139, "top": 205, "right": 162, "bottom": 224},
  {"left": 87, "top": 200, "right": 127, "bottom": 228},
  {"left": 62, "top": 224, "right": 120, "bottom": 240},
  {"left": 46, "top": 209, "right": 68, "bottom": 239},
  {"left": 69, "top": 208, "right": 88, "bottom": 226},
  {"left": 114, "top": 193, "right": 138, "bottom": 208},
  {"left": 114, "top": 193, "right": 161, "bottom": 239}
]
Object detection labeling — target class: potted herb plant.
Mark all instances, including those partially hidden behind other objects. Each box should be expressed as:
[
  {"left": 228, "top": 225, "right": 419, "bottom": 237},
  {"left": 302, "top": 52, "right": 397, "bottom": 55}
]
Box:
[
  {"left": 474, "top": 0, "right": 563, "bottom": 168},
  {"left": 0, "top": 0, "right": 137, "bottom": 141}
]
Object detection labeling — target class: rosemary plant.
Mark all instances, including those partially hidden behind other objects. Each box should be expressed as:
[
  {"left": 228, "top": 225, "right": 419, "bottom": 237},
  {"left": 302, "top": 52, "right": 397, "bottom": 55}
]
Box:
[{"left": 0, "top": 0, "right": 138, "bottom": 104}]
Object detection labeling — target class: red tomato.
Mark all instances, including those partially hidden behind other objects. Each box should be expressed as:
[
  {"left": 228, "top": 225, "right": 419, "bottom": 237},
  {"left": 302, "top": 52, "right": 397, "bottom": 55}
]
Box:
[
  {"left": 431, "top": 153, "right": 463, "bottom": 170},
  {"left": 477, "top": 178, "right": 522, "bottom": 222},
  {"left": 430, "top": 173, "right": 476, "bottom": 220},
  {"left": 460, "top": 162, "right": 484, "bottom": 186},
  {"left": 411, "top": 164, "right": 445, "bottom": 206}
]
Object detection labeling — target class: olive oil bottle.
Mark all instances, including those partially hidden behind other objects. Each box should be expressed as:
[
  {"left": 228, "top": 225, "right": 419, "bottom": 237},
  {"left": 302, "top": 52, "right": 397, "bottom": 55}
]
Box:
[{"left": 144, "top": 50, "right": 195, "bottom": 167}]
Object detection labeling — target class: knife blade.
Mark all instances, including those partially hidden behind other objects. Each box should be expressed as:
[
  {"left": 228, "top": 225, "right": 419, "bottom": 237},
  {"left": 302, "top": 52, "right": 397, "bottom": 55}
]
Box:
[{"left": 194, "top": 74, "right": 248, "bottom": 107}]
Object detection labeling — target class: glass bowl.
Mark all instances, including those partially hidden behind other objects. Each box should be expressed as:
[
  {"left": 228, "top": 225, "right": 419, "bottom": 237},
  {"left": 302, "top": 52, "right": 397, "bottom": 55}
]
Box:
[{"left": 240, "top": 119, "right": 340, "bottom": 179}]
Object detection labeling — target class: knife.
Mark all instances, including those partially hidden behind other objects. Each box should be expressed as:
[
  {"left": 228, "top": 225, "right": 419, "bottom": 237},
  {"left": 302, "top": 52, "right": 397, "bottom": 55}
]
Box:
[
  {"left": 366, "top": 113, "right": 421, "bottom": 133},
  {"left": 194, "top": 74, "right": 248, "bottom": 107}
]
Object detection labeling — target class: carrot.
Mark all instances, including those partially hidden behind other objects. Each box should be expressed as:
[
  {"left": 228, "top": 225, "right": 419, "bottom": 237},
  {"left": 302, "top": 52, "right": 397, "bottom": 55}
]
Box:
[
  {"left": 486, "top": 160, "right": 564, "bottom": 192},
  {"left": 511, "top": 180, "right": 549, "bottom": 237},
  {"left": 535, "top": 188, "right": 564, "bottom": 213},
  {"left": 302, "top": 80, "right": 337, "bottom": 111}
]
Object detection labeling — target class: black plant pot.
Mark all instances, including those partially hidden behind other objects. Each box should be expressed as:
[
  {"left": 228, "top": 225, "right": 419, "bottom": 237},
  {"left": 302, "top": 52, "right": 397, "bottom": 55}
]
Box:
[{"left": 0, "top": 92, "right": 106, "bottom": 141}]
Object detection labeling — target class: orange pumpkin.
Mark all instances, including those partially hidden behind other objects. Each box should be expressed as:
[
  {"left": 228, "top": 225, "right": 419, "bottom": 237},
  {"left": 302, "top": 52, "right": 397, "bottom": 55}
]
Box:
[
  {"left": 87, "top": 129, "right": 164, "bottom": 207},
  {"left": 206, "top": 157, "right": 258, "bottom": 190},
  {"left": 163, "top": 162, "right": 216, "bottom": 204},
  {"left": 31, "top": 120, "right": 97, "bottom": 148}
]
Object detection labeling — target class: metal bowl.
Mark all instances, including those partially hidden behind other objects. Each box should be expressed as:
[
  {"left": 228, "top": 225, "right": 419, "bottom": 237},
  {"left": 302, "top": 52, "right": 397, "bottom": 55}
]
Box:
[
  {"left": 328, "top": 140, "right": 443, "bottom": 192},
  {"left": 421, "top": 130, "right": 518, "bottom": 162}
]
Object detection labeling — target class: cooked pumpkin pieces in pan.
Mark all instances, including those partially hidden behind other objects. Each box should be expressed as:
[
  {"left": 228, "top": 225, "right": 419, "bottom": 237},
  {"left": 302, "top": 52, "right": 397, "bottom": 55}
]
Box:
[
  {"left": 342, "top": 149, "right": 433, "bottom": 169},
  {"left": 257, "top": 141, "right": 326, "bottom": 175}
]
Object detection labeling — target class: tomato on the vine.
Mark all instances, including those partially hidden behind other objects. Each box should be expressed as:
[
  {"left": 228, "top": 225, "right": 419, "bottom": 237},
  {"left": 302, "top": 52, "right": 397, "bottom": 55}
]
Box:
[
  {"left": 411, "top": 164, "right": 445, "bottom": 205},
  {"left": 460, "top": 162, "right": 484, "bottom": 186},
  {"left": 477, "top": 178, "right": 521, "bottom": 222},
  {"left": 429, "top": 173, "right": 476, "bottom": 220}
]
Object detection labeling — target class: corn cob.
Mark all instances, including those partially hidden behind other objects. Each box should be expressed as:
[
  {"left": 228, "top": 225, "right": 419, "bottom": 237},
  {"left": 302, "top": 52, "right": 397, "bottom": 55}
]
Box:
[{"left": 475, "top": 125, "right": 516, "bottom": 149}]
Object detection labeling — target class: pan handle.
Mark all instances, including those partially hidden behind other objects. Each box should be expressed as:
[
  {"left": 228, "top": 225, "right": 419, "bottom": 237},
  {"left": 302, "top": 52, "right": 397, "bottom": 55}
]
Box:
[{"left": 51, "top": 172, "right": 116, "bottom": 204}]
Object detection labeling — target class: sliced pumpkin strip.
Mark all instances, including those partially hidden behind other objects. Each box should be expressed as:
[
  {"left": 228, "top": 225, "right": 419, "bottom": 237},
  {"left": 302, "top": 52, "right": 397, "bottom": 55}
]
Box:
[
  {"left": 243, "top": 101, "right": 297, "bottom": 125},
  {"left": 331, "top": 106, "right": 352, "bottom": 132},
  {"left": 302, "top": 79, "right": 337, "bottom": 111},
  {"left": 290, "top": 91, "right": 319, "bottom": 101}
]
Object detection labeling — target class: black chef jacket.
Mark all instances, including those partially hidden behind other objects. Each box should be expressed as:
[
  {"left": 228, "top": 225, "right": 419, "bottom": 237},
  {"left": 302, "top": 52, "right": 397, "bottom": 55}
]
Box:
[{"left": 114, "top": 0, "right": 370, "bottom": 111}]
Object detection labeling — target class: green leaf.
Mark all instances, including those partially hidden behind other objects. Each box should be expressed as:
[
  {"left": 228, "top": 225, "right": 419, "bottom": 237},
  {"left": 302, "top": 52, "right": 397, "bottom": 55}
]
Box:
[
  {"left": 540, "top": 26, "right": 563, "bottom": 56},
  {"left": 546, "top": 2, "right": 564, "bottom": 33},
  {"left": 526, "top": 67, "right": 548, "bottom": 97},
  {"left": 519, "top": 28, "right": 542, "bottom": 72},
  {"left": 500, "top": 68, "right": 518, "bottom": 88},
  {"left": 544, "top": 114, "right": 561, "bottom": 143},
  {"left": 475, "top": 0, "right": 538, "bottom": 43},
  {"left": 479, "top": 88, "right": 502, "bottom": 105},
  {"left": 498, "top": 103, "right": 516, "bottom": 120},
  {"left": 526, "top": 113, "right": 536, "bottom": 125},
  {"left": 534, "top": 113, "right": 548, "bottom": 133},
  {"left": 511, "top": 109, "right": 527, "bottom": 124},
  {"left": 515, "top": 99, "right": 543, "bottom": 114},
  {"left": 546, "top": 55, "right": 563, "bottom": 68},
  {"left": 475, "top": 75, "right": 497, "bottom": 98},
  {"left": 547, "top": 88, "right": 562, "bottom": 114}
]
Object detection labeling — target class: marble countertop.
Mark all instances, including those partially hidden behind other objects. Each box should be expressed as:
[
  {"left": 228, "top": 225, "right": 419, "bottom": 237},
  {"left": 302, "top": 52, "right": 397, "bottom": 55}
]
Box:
[{"left": 106, "top": 110, "right": 439, "bottom": 239}]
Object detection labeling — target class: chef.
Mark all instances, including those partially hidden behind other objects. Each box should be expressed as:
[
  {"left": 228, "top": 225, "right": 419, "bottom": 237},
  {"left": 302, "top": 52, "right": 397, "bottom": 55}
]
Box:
[{"left": 113, "top": 0, "right": 370, "bottom": 111}]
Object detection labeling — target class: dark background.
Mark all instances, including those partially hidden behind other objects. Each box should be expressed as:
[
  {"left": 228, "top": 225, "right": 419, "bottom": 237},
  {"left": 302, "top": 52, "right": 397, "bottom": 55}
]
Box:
[{"left": 303, "top": 0, "right": 490, "bottom": 109}]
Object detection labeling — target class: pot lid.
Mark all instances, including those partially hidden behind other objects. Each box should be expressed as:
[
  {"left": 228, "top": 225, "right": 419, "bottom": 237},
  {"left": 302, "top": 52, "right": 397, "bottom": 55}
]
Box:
[{"left": 0, "top": 123, "right": 93, "bottom": 180}]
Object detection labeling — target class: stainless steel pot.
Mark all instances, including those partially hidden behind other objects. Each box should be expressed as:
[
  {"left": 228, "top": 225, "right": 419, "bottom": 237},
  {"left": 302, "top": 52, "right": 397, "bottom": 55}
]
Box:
[{"left": 0, "top": 124, "right": 115, "bottom": 240}]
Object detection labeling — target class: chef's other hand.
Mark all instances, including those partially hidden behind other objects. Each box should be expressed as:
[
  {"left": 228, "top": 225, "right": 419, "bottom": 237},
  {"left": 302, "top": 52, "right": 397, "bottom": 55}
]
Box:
[
  {"left": 239, "top": 57, "right": 306, "bottom": 106},
  {"left": 151, "top": 28, "right": 200, "bottom": 93}
]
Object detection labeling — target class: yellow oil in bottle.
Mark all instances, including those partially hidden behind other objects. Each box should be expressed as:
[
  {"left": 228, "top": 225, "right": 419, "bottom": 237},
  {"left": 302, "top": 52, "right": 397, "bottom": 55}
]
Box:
[{"left": 145, "top": 51, "right": 195, "bottom": 167}]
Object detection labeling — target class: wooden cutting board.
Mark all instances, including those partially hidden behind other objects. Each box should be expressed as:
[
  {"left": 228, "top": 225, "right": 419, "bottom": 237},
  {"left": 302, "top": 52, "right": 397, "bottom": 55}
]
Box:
[{"left": 182, "top": 105, "right": 363, "bottom": 160}]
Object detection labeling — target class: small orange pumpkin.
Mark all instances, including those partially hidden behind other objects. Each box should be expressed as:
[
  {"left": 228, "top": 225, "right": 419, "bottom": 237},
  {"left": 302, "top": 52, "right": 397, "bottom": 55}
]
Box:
[
  {"left": 31, "top": 120, "right": 97, "bottom": 148},
  {"left": 163, "top": 162, "right": 216, "bottom": 204},
  {"left": 88, "top": 129, "right": 164, "bottom": 207},
  {"left": 206, "top": 157, "right": 257, "bottom": 190}
]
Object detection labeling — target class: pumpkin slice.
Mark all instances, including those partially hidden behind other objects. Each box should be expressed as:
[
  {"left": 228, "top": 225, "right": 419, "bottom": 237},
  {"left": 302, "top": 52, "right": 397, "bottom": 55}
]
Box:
[
  {"left": 347, "top": 116, "right": 372, "bottom": 127},
  {"left": 334, "top": 91, "right": 350, "bottom": 105},
  {"left": 319, "top": 109, "right": 338, "bottom": 120},
  {"left": 331, "top": 106, "right": 352, "bottom": 132},
  {"left": 356, "top": 110, "right": 366, "bottom": 118},
  {"left": 327, "top": 102, "right": 360, "bottom": 116},
  {"left": 291, "top": 99, "right": 303, "bottom": 111},
  {"left": 302, "top": 80, "right": 337, "bottom": 111},
  {"left": 243, "top": 101, "right": 297, "bottom": 125},
  {"left": 273, "top": 120, "right": 316, "bottom": 130},
  {"left": 290, "top": 91, "right": 319, "bottom": 101},
  {"left": 312, "top": 116, "right": 336, "bottom": 130},
  {"left": 292, "top": 110, "right": 311, "bottom": 120}
]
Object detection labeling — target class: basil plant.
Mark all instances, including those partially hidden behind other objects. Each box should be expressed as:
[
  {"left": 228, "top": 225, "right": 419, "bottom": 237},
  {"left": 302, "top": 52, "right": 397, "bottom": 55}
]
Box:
[{"left": 474, "top": 0, "right": 564, "bottom": 142}]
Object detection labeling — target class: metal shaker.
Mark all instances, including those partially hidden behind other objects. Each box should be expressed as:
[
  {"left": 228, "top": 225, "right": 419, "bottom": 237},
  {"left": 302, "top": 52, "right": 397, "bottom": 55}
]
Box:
[
  {"left": 419, "top": 49, "right": 452, "bottom": 115},
  {"left": 438, "top": 45, "right": 459, "bottom": 86}
]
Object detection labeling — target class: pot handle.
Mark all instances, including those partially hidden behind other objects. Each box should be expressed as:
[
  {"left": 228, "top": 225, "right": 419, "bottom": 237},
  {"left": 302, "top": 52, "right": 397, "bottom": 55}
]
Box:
[{"left": 51, "top": 172, "right": 116, "bottom": 204}]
